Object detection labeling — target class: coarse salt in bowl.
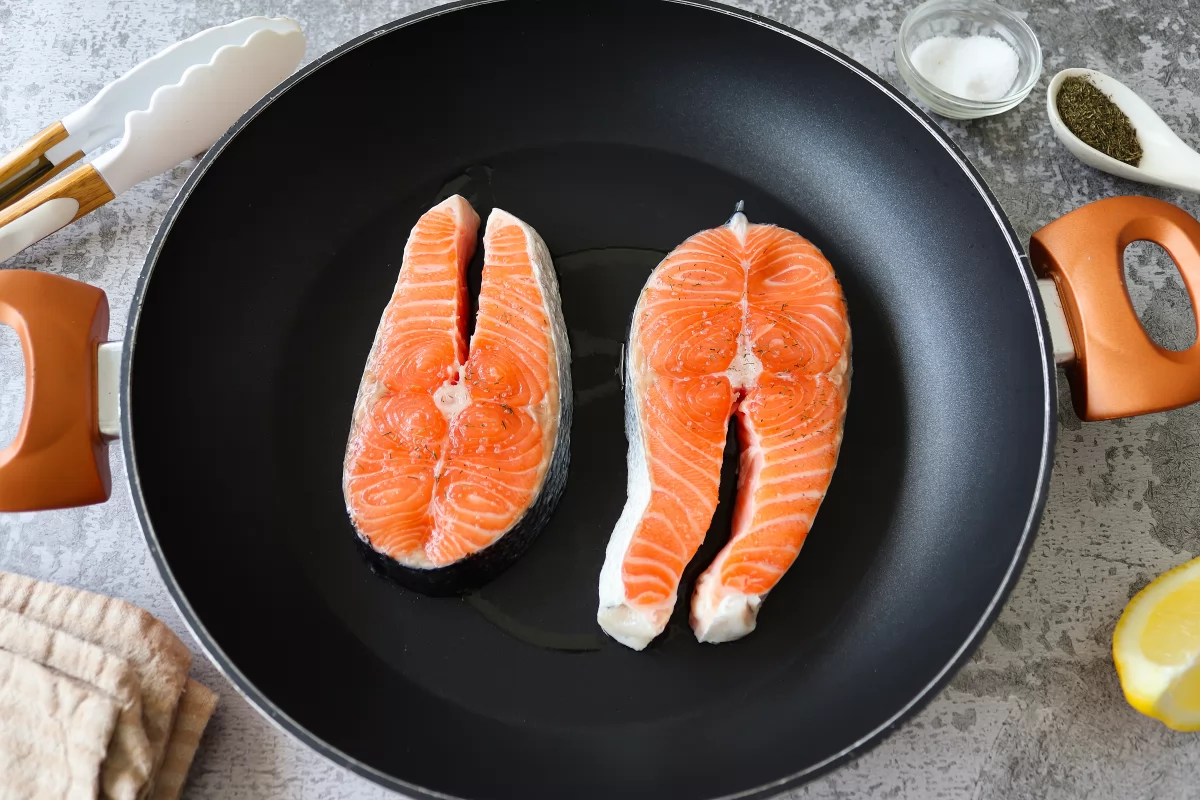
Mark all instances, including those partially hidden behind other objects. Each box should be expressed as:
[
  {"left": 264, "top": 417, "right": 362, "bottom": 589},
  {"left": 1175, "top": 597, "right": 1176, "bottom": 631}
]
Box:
[{"left": 896, "top": 0, "right": 1042, "bottom": 120}]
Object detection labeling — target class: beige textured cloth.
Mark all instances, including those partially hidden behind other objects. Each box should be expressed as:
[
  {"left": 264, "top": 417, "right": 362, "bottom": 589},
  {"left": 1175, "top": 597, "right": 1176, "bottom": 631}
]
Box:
[
  {"left": 149, "top": 680, "right": 218, "bottom": 800},
  {"left": 0, "top": 607, "right": 154, "bottom": 800},
  {"left": 0, "top": 647, "right": 120, "bottom": 800},
  {"left": 0, "top": 571, "right": 193, "bottom": 783}
]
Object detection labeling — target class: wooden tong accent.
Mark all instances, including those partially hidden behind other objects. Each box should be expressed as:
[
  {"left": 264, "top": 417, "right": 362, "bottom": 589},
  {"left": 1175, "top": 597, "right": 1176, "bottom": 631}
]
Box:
[
  {"left": 0, "top": 123, "right": 85, "bottom": 210},
  {"left": 0, "top": 165, "right": 114, "bottom": 238},
  {"left": 0, "top": 125, "right": 112, "bottom": 263}
]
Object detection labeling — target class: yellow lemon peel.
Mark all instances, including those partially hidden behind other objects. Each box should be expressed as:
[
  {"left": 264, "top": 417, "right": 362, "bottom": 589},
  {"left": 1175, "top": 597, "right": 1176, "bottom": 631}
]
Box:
[{"left": 1113, "top": 554, "right": 1200, "bottom": 731}]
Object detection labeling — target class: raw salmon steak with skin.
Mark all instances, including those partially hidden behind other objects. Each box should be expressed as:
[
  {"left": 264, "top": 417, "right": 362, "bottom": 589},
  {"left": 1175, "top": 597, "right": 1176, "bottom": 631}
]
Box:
[
  {"left": 343, "top": 195, "right": 571, "bottom": 595},
  {"left": 597, "top": 210, "right": 850, "bottom": 649}
]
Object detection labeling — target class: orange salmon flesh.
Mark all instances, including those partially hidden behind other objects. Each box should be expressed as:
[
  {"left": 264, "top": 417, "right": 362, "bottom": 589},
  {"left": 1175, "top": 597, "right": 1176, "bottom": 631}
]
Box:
[
  {"left": 598, "top": 211, "right": 851, "bottom": 649},
  {"left": 343, "top": 196, "right": 570, "bottom": 586}
]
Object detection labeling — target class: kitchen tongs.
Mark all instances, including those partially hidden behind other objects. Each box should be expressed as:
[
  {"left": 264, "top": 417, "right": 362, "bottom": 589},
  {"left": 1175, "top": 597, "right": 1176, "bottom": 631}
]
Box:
[{"left": 0, "top": 17, "right": 306, "bottom": 262}]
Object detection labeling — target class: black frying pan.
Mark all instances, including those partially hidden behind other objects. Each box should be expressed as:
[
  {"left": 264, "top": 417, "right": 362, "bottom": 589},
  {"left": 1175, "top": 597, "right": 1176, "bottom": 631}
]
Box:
[{"left": 4, "top": 1, "right": 1200, "bottom": 798}]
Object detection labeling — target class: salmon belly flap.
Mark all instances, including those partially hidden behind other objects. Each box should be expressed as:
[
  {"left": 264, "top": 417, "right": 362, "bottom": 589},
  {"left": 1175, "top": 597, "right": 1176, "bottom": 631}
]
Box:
[
  {"left": 343, "top": 196, "right": 572, "bottom": 595},
  {"left": 598, "top": 211, "right": 850, "bottom": 649}
]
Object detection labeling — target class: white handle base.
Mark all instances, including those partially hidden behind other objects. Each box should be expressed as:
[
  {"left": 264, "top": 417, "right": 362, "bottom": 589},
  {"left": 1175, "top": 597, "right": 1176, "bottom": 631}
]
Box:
[
  {"left": 97, "top": 341, "right": 123, "bottom": 440},
  {"left": 1037, "top": 278, "right": 1077, "bottom": 366}
]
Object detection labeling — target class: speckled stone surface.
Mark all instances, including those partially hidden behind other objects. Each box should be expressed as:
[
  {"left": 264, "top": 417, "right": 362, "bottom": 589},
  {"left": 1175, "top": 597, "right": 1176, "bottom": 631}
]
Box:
[{"left": 1, "top": 0, "right": 1197, "bottom": 797}]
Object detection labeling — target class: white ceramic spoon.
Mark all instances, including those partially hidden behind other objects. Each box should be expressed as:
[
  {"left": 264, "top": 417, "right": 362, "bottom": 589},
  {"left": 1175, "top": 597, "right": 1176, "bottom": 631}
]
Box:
[{"left": 1047, "top": 68, "right": 1200, "bottom": 193}]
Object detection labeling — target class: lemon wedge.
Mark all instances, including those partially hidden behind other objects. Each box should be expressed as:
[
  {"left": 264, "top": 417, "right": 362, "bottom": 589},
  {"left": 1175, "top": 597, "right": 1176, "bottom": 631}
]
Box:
[{"left": 1113, "top": 554, "right": 1200, "bottom": 731}]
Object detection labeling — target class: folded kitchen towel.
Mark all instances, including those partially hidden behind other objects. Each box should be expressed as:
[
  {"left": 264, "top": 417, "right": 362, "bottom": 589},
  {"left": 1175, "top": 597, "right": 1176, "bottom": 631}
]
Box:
[
  {"left": 0, "top": 572, "right": 218, "bottom": 799},
  {"left": 0, "top": 572, "right": 192, "bottom": 778},
  {"left": 150, "top": 680, "right": 218, "bottom": 800},
  {"left": 0, "top": 607, "right": 154, "bottom": 800},
  {"left": 0, "top": 647, "right": 120, "bottom": 800}
]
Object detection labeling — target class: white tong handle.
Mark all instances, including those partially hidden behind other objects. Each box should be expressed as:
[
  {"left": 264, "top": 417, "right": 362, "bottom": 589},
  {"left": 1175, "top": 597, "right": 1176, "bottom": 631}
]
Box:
[
  {"left": 91, "top": 18, "right": 305, "bottom": 196},
  {"left": 47, "top": 17, "right": 304, "bottom": 167}
]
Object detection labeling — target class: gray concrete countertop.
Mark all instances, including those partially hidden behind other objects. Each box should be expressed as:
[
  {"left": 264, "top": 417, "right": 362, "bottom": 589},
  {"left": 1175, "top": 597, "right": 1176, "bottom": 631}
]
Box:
[{"left": 1, "top": 0, "right": 1197, "bottom": 797}]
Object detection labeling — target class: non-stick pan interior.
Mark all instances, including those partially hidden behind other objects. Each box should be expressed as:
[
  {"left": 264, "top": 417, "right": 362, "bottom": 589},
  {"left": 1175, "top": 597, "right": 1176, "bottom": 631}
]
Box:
[{"left": 128, "top": 2, "right": 1051, "bottom": 798}]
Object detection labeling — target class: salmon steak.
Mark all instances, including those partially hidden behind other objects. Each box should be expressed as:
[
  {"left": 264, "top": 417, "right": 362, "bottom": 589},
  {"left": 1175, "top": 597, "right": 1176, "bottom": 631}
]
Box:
[
  {"left": 597, "top": 209, "right": 850, "bottom": 649},
  {"left": 343, "top": 196, "right": 571, "bottom": 595}
]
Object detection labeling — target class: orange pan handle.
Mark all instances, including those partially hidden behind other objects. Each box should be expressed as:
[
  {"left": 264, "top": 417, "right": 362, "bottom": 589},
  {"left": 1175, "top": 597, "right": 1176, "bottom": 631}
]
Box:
[
  {"left": 1030, "top": 196, "right": 1200, "bottom": 421},
  {"left": 0, "top": 269, "right": 110, "bottom": 511}
]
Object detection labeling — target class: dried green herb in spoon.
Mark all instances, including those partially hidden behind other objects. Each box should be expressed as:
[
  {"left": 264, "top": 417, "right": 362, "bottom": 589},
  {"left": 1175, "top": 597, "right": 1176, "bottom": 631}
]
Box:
[{"left": 1056, "top": 76, "right": 1143, "bottom": 166}]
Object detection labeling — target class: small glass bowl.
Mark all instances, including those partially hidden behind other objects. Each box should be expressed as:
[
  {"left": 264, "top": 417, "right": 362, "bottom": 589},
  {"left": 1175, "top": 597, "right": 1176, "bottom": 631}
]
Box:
[{"left": 896, "top": 0, "right": 1043, "bottom": 120}]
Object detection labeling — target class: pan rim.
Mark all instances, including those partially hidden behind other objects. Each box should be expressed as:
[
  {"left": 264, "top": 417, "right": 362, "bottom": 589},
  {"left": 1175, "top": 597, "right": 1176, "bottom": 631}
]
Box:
[{"left": 121, "top": 0, "right": 1056, "bottom": 797}]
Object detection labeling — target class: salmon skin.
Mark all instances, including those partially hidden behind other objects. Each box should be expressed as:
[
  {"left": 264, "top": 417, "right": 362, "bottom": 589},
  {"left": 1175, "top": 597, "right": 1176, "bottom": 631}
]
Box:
[
  {"left": 598, "top": 209, "right": 850, "bottom": 649},
  {"left": 343, "top": 196, "right": 571, "bottom": 596}
]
